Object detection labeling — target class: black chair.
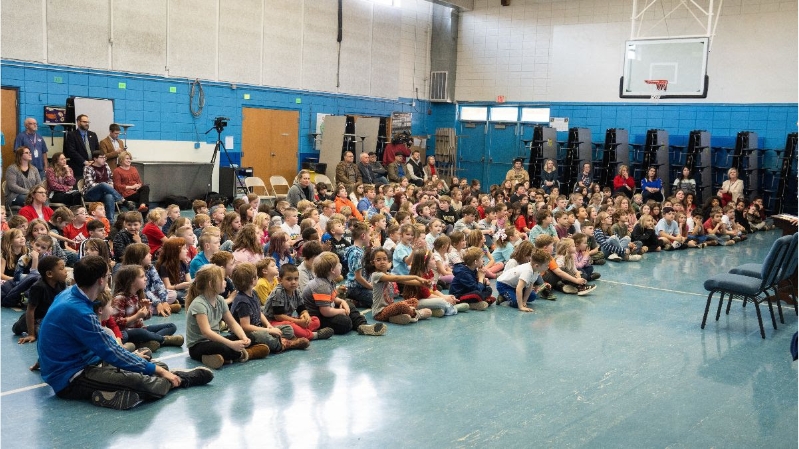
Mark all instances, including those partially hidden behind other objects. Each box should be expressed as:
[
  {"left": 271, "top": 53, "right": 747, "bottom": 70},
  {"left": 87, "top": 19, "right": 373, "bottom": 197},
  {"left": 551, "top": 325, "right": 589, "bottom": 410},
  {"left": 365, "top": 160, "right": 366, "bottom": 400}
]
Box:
[
  {"left": 702, "top": 235, "right": 789, "bottom": 338},
  {"left": 728, "top": 234, "right": 798, "bottom": 320}
]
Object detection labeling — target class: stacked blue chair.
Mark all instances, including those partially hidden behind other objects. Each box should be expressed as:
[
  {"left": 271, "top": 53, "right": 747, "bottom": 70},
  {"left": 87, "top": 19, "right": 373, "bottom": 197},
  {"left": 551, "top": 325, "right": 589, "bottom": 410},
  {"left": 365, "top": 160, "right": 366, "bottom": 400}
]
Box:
[{"left": 702, "top": 235, "right": 790, "bottom": 338}]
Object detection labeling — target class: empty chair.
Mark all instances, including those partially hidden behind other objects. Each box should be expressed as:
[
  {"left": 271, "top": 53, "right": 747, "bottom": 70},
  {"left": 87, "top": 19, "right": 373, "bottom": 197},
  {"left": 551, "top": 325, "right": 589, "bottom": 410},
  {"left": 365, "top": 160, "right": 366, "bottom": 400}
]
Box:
[
  {"left": 269, "top": 175, "right": 290, "bottom": 200},
  {"left": 728, "top": 234, "right": 798, "bottom": 319},
  {"left": 314, "top": 174, "right": 333, "bottom": 191},
  {"left": 244, "top": 176, "right": 275, "bottom": 206},
  {"left": 702, "top": 236, "right": 787, "bottom": 339}
]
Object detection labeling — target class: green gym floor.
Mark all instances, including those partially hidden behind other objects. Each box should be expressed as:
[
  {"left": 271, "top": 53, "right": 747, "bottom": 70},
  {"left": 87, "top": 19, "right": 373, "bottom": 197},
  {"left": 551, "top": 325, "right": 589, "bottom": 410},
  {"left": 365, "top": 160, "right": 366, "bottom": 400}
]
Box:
[{"left": 1, "top": 230, "right": 796, "bottom": 448}]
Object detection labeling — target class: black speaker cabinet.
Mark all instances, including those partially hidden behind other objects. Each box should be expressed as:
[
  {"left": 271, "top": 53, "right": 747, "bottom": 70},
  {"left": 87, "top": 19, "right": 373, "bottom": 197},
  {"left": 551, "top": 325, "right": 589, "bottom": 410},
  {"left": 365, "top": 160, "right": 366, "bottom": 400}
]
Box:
[{"left": 218, "top": 167, "right": 237, "bottom": 202}]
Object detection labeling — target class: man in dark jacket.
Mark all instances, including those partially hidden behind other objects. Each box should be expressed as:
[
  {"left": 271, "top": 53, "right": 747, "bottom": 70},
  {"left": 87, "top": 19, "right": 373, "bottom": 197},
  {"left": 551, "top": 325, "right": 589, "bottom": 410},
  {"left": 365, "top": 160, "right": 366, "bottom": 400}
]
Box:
[{"left": 63, "top": 114, "right": 99, "bottom": 180}]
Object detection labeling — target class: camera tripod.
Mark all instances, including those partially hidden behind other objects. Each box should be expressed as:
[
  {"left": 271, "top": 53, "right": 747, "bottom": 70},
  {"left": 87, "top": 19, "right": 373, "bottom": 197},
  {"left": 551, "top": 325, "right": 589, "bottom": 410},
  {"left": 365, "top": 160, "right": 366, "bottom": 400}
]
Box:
[{"left": 206, "top": 122, "right": 246, "bottom": 200}]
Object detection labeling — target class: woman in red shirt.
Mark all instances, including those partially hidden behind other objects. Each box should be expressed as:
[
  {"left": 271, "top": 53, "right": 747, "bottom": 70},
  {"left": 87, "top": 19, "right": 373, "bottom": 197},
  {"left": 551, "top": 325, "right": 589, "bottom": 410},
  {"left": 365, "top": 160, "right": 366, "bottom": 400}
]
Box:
[
  {"left": 113, "top": 151, "right": 150, "bottom": 213},
  {"left": 17, "top": 184, "right": 54, "bottom": 223},
  {"left": 613, "top": 164, "right": 636, "bottom": 199}
]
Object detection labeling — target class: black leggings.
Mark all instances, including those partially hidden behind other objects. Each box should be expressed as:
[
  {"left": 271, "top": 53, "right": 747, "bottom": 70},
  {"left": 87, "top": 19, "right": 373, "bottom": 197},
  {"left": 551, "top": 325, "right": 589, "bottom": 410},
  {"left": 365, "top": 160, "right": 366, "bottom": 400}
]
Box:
[
  {"left": 316, "top": 310, "right": 368, "bottom": 335},
  {"left": 188, "top": 338, "right": 244, "bottom": 362},
  {"left": 124, "top": 185, "right": 151, "bottom": 207}
]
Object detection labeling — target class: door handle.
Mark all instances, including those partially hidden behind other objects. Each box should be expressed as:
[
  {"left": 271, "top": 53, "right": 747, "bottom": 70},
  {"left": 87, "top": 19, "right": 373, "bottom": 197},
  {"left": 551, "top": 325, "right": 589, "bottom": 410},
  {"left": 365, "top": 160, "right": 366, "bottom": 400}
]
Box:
[
  {"left": 480, "top": 157, "right": 485, "bottom": 162},
  {"left": 271, "top": 153, "right": 276, "bottom": 157},
  {"left": 489, "top": 157, "right": 493, "bottom": 163}
]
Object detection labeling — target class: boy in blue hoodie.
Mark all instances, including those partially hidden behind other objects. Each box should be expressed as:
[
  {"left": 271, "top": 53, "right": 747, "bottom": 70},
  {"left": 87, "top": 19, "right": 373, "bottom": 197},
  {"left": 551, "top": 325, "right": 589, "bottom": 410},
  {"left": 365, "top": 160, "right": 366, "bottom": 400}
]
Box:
[{"left": 448, "top": 246, "right": 496, "bottom": 310}]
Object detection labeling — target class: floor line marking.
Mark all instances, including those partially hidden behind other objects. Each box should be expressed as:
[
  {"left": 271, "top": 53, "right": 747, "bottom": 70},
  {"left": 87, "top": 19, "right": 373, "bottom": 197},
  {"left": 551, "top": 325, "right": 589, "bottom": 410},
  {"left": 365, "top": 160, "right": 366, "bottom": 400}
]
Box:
[
  {"left": 598, "top": 279, "right": 707, "bottom": 297},
  {"left": 1, "top": 350, "right": 190, "bottom": 397},
  {"left": 1, "top": 383, "right": 48, "bottom": 396}
]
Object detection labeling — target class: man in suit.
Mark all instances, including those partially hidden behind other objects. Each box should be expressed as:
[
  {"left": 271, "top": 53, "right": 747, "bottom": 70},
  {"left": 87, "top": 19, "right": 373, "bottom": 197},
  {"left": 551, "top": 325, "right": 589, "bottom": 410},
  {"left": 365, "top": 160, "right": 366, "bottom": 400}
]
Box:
[
  {"left": 63, "top": 114, "right": 99, "bottom": 180},
  {"left": 98, "top": 123, "right": 124, "bottom": 171}
]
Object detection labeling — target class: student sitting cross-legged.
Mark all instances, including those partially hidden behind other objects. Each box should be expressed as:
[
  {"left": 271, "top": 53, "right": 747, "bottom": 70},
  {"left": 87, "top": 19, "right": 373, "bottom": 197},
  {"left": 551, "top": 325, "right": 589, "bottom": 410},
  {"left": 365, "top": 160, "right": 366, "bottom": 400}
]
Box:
[{"left": 37, "top": 256, "right": 213, "bottom": 410}]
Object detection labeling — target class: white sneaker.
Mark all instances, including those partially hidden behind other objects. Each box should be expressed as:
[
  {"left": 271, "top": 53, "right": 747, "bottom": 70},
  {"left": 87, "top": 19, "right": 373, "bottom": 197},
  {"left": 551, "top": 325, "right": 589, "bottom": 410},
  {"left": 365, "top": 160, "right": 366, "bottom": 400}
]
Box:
[
  {"left": 607, "top": 253, "right": 621, "bottom": 261},
  {"left": 672, "top": 241, "right": 681, "bottom": 249},
  {"left": 627, "top": 254, "right": 642, "bottom": 262}
]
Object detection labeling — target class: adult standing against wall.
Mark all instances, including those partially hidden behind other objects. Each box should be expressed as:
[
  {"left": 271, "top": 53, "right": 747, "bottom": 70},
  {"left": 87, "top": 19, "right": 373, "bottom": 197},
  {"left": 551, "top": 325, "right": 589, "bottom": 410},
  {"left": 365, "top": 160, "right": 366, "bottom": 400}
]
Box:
[
  {"left": 613, "top": 164, "right": 635, "bottom": 199},
  {"left": 335, "top": 151, "right": 361, "bottom": 193},
  {"left": 98, "top": 124, "right": 124, "bottom": 171},
  {"left": 718, "top": 167, "right": 744, "bottom": 206},
  {"left": 382, "top": 133, "right": 412, "bottom": 164},
  {"left": 113, "top": 151, "right": 150, "bottom": 212},
  {"left": 505, "top": 158, "right": 529, "bottom": 185},
  {"left": 406, "top": 149, "right": 426, "bottom": 187},
  {"left": 5, "top": 146, "right": 42, "bottom": 207},
  {"left": 63, "top": 114, "right": 99, "bottom": 181},
  {"left": 287, "top": 169, "right": 316, "bottom": 207},
  {"left": 37, "top": 255, "right": 213, "bottom": 410},
  {"left": 14, "top": 117, "right": 48, "bottom": 179}
]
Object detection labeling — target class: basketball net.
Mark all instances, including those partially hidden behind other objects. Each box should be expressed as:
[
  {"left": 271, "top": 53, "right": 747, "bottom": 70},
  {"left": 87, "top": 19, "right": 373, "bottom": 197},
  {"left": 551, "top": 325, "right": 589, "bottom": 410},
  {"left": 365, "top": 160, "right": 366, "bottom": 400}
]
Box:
[{"left": 644, "top": 79, "right": 668, "bottom": 104}]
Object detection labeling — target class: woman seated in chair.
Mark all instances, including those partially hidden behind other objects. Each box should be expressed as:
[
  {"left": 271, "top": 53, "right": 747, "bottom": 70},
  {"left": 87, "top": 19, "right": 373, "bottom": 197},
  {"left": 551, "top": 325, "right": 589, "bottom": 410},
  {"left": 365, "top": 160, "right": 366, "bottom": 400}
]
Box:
[
  {"left": 641, "top": 166, "right": 664, "bottom": 203},
  {"left": 45, "top": 152, "right": 82, "bottom": 206},
  {"left": 5, "top": 146, "right": 42, "bottom": 207},
  {"left": 717, "top": 167, "right": 744, "bottom": 207},
  {"left": 286, "top": 169, "right": 316, "bottom": 208},
  {"left": 17, "top": 184, "right": 54, "bottom": 223},
  {"left": 613, "top": 164, "right": 635, "bottom": 199},
  {"left": 82, "top": 150, "right": 125, "bottom": 222},
  {"left": 540, "top": 158, "right": 559, "bottom": 194},
  {"left": 113, "top": 151, "right": 150, "bottom": 213}
]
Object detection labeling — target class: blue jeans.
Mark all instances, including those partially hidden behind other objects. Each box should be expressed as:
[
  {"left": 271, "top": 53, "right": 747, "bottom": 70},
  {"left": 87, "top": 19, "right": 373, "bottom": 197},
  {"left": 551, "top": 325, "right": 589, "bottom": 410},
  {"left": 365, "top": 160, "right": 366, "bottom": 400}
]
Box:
[
  {"left": 83, "top": 183, "right": 123, "bottom": 221},
  {"left": 346, "top": 284, "right": 373, "bottom": 308},
  {"left": 497, "top": 281, "right": 536, "bottom": 308},
  {"left": 122, "top": 323, "right": 177, "bottom": 344}
]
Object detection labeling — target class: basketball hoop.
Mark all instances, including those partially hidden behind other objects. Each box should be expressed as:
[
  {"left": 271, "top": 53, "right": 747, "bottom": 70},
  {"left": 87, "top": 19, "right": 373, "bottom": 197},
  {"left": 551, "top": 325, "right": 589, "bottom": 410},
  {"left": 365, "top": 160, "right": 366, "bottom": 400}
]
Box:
[
  {"left": 644, "top": 79, "right": 669, "bottom": 91},
  {"left": 644, "top": 79, "right": 668, "bottom": 103}
]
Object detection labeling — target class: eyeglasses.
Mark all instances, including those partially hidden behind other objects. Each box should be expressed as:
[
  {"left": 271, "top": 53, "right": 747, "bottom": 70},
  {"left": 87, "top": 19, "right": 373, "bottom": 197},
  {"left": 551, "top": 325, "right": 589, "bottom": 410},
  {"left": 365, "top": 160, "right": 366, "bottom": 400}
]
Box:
[{"left": 34, "top": 191, "right": 47, "bottom": 195}]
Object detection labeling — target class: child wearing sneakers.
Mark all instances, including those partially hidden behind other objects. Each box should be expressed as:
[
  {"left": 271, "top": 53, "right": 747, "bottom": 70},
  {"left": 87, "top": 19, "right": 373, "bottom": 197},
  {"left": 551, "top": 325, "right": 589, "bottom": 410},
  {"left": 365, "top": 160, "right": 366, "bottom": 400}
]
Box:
[
  {"left": 496, "top": 248, "right": 551, "bottom": 312},
  {"left": 367, "top": 248, "right": 434, "bottom": 325},
  {"left": 301, "top": 252, "right": 386, "bottom": 336},
  {"left": 343, "top": 222, "right": 373, "bottom": 308},
  {"left": 594, "top": 212, "right": 642, "bottom": 262},
  {"left": 185, "top": 265, "right": 270, "bottom": 369},
  {"left": 448, "top": 247, "right": 496, "bottom": 310},
  {"left": 403, "top": 249, "right": 461, "bottom": 317},
  {"left": 656, "top": 206, "right": 696, "bottom": 249},
  {"left": 112, "top": 265, "right": 184, "bottom": 353},
  {"left": 579, "top": 220, "right": 605, "bottom": 265},
  {"left": 572, "top": 233, "right": 600, "bottom": 281},
  {"left": 266, "top": 263, "right": 334, "bottom": 341},
  {"left": 551, "top": 238, "right": 596, "bottom": 295},
  {"left": 230, "top": 263, "right": 310, "bottom": 354}
]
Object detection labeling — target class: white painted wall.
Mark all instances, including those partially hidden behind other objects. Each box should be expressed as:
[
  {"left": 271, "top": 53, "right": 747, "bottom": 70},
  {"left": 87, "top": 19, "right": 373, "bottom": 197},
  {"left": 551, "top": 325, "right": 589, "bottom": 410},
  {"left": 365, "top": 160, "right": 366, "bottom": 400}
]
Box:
[
  {"left": 0, "top": 0, "right": 432, "bottom": 100},
  {"left": 455, "top": 0, "right": 798, "bottom": 103}
]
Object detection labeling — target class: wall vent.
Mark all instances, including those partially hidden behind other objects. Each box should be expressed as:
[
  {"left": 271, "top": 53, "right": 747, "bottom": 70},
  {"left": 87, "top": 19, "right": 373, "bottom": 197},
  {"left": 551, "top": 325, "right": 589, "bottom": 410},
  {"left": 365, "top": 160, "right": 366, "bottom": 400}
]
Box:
[{"left": 430, "top": 71, "right": 451, "bottom": 103}]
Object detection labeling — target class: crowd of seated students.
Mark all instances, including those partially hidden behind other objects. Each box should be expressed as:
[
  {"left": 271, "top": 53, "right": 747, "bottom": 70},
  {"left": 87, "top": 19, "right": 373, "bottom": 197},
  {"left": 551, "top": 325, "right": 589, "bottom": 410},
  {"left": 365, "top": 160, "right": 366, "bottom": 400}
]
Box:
[{"left": 2, "top": 150, "right": 773, "bottom": 410}]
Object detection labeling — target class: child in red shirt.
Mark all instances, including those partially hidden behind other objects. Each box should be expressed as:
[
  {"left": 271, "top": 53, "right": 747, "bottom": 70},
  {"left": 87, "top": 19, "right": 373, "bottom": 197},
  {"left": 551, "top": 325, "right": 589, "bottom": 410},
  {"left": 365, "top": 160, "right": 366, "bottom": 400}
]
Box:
[
  {"left": 62, "top": 206, "right": 90, "bottom": 251},
  {"left": 142, "top": 208, "right": 168, "bottom": 255}
]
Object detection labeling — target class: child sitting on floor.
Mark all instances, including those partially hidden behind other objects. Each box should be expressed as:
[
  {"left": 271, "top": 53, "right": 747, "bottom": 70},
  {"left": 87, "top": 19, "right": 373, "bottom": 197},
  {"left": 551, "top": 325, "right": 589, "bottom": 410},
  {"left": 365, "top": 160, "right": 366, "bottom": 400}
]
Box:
[
  {"left": 301, "top": 252, "right": 386, "bottom": 336},
  {"left": 185, "top": 265, "right": 270, "bottom": 369},
  {"left": 367, "top": 248, "right": 433, "bottom": 325},
  {"left": 448, "top": 247, "right": 496, "bottom": 310},
  {"left": 230, "top": 263, "right": 310, "bottom": 354}
]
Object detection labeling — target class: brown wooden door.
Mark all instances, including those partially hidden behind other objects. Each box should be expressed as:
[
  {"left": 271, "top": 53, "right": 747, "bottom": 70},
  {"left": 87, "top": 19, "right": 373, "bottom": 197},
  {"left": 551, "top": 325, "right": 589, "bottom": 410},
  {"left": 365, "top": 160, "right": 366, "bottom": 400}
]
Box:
[
  {"left": 1, "top": 88, "right": 19, "bottom": 174},
  {"left": 241, "top": 108, "right": 299, "bottom": 186}
]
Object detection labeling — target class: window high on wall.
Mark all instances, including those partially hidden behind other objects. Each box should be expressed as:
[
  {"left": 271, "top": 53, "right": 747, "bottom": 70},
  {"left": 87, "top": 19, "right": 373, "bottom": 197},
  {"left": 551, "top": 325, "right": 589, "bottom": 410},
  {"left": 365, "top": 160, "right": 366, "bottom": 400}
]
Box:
[
  {"left": 459, "top": 106, "right": 488, "bottom": 121},
  {"left": 520, "top": 107, "right": 550, "bottom": 123}
]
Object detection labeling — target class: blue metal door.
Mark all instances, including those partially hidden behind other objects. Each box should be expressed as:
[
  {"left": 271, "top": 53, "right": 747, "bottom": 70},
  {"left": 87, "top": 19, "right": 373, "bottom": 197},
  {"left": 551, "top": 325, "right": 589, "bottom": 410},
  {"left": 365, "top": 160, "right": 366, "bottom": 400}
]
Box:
[
  {"left": 487, "top": 122, "right": 522, "bottom": 185},
  {"left": 457, "top": 122, "right": 487, "bottom": 185}
]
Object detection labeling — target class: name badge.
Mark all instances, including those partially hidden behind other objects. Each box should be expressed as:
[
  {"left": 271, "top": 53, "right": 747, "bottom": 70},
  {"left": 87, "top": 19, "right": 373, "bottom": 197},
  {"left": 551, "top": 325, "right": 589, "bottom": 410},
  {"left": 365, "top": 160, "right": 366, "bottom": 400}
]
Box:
[{"left": 33, "top": 150, "right": 39, "bottom": 158}]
